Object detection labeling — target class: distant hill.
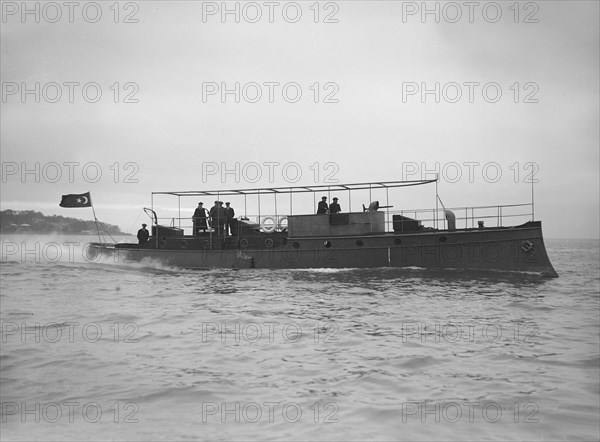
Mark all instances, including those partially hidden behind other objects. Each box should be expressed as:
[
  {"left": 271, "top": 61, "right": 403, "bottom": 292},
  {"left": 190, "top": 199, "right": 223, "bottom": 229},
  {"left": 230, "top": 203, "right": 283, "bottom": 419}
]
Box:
[{"left": 0, "top": 210, "right": 126, "bottom": 235}]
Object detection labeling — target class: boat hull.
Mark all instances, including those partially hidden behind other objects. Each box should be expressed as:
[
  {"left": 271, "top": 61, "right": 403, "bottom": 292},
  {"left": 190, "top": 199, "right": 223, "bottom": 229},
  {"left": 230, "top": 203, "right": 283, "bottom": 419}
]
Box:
[{"left": 89, "top": 221, "right": 557, "bottom": 277}]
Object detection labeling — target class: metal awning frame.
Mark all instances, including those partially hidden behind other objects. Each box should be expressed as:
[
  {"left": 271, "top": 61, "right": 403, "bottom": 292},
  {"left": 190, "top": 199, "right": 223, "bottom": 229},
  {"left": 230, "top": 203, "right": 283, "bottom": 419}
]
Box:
[
  {"left": 150, "top": 178, "right": 439, "bottom": 230},
  {"left": 151, "top": 179, "right": 437, "bottom": 198}
]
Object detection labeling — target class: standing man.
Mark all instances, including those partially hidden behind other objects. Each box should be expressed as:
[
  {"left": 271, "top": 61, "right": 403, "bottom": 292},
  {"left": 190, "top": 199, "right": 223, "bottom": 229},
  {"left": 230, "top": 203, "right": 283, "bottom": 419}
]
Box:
[
  {"left": 192, "top": 202, "right": 208, "bottom": 236},
  {"left": 329, "top": 197, "right": 341, "bottom": 214},
  {"left": 225, "top": 202, "right": 235, "bottom": 236},
  {"left": 216, "top": 201, "right": 228, "bottom": 235},
  {"left": 137, "top": 223, "right": 149, "bottom": 245},
  {"left": 209, "top": 201, "right": 219, "bottom": 233},
  {"left": 317, "top": 196, "right": 329, "bottom": 214},
  {"left": 210, "top": 201, "right": 228, "bottom": 235}
]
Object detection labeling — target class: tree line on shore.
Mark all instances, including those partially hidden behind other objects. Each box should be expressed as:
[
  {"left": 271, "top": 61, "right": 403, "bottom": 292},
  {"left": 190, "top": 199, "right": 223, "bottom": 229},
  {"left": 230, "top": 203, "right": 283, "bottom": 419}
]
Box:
[{"left": 0, "top": 210, "right": 125, "bottom": 235}]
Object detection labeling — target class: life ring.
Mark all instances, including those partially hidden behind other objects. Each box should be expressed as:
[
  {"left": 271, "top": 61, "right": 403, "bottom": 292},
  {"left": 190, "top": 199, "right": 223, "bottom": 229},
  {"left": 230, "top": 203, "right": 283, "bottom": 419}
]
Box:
[
  {"left": 265, "top": 238, "right": 274, "bottom": 248},
  {"left": 260, "top": 217, "right": 276, "bottom": 233},
  {"left": 521, "top": 240, "right": 535, "bottom": 254},
  {"left": 180, "top": 240, "right": 188, "bottom": 249},
  {"left": 278, "top": 217, "right": 288, "bottom": 230},
  {"left": 240, "top": 238, "right": 249, "bottom": 248}
]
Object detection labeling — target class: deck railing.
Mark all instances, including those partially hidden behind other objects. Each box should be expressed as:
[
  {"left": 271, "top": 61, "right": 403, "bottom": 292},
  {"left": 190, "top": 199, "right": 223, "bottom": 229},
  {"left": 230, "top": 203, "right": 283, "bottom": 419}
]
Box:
[
  {"left": 156, "top": 214, "right": 289, "bottom": 235},
  {"left": 153, "top": 202, "right": 534, "bottom": 236},
  {"left": 387, "top": 202, "right": 534, "bottom": 231}
]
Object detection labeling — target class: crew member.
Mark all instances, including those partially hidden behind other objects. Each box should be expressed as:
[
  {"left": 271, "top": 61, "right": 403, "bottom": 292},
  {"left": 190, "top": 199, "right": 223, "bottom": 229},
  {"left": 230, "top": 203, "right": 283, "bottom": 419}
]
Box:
[
  {"left": 137, "top": 223, "right": 149, "bottom": 245},
  {"left": 192, "top": 202, "right": 208, "bottom": 235},
  {"left": 445, "top": 209, "right": 456, "bottom": 232},
  {"left": 209, "top": 201, "right": 219, "bottom": 232},
  {"left": 317, "top": 196, "right": 329, "bottom": 214},
  {"left": 329, "top": 197, "right": 341, "bottom": 214},
  {"left": 210, "top": 201, "right": 228, "bottom": 235},
  {"left": 225, "top": 202, "right": 235, "bottom": 236}
]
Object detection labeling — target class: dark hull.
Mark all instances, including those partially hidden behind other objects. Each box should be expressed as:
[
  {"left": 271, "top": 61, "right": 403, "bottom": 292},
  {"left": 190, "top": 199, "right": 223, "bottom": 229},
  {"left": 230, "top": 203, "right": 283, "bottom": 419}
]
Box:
[{"left": 89, "top": 221, "right": 557, "bottom": 277}]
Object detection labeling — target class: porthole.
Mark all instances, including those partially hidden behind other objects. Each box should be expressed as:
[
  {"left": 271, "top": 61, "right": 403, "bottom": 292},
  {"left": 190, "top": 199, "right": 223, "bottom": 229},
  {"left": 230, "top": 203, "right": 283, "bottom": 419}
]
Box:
[
  {"left": 394, "top": 238, "right": 402, "bottom": 245},
  {"left": 323, "top": 241, "right": 331, "bottom": 248},
  {"left": 293, "top": 242, "right": 300, "bottom": 249},
  {"left": 356, "top": 240, "right": 364, "bottom": 246},
  {"left": 439, "top": 236, "right": 447, "bottom": 243}
]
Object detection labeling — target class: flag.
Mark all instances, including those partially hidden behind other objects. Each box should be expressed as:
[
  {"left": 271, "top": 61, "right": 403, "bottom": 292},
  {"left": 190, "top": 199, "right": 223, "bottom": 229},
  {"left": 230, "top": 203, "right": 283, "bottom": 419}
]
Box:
[{"left": 59, "top": 192, "right": 92, "bottom": 208}]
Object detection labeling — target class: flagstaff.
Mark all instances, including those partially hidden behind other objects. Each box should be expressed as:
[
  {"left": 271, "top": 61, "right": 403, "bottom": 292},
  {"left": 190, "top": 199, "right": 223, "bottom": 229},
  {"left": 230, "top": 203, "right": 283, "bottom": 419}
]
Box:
[{"left": 58, "top": 191, "right": 102, "bottom": 241}]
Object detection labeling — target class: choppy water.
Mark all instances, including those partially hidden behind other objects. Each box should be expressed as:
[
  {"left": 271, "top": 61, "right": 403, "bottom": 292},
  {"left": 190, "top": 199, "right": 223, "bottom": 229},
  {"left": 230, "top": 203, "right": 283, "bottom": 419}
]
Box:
[{"left": 1, "top": 235, "right": 598, "bottom": 441}]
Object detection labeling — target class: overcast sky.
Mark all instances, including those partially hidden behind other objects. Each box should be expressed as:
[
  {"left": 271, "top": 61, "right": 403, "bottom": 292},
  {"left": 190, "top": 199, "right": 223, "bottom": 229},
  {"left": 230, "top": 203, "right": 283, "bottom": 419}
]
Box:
[{"left": 1, "top": 1, "right": 598, "bottom": 238}]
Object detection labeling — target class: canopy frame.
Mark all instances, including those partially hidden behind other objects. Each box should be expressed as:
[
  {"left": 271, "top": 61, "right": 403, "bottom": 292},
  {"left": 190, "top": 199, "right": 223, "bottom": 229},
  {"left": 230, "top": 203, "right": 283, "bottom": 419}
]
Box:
[{"left": 150, "top": 179, "right": 439, "bottom": 231}]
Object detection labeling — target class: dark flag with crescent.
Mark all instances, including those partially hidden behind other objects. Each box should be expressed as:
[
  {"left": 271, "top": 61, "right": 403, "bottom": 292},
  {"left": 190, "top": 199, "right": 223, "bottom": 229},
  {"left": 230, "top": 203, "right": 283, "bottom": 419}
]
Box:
[{"left": 59, "top": 192, "right": 92, "bottom": 208}]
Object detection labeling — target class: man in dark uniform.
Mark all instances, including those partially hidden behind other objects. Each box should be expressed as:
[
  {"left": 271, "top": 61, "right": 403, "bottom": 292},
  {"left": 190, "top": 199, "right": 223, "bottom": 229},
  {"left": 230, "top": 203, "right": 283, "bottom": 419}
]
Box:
[
  {"left": 329, "top": 197, "right": 341, "bottom": 214},
  {"left": 317, "top": 196, "right": 329, "bottom": 214},
  {"left": 137, "top": 223, "right": 149, "bottom": 245},
  {"left": 210, "top": 201, "right": 227, "bottom": 235},
  {"left": 209, "top": 201, "right": 218, "bottom": 223},
  {"left": 225, "top": 202, "right": 235, "bottom": 236},
  {"left": 209, "top": 201, "right": 219, "bottom": 232},
  {"left": 192, "top": 202, "right": 208, "bottom": 236},
  {"left": 217, "top": 201, "right": 228, "bottom": 234}
]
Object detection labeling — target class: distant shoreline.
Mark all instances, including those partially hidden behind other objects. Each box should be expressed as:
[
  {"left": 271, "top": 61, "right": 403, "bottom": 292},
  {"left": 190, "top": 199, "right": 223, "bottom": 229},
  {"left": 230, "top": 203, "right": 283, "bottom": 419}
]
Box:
[
  {"left": 0, "top": 232, "right": 134, "bottom": 236},
  {"left": 1, "top": 209, "right": 128, "bottom": 236}
]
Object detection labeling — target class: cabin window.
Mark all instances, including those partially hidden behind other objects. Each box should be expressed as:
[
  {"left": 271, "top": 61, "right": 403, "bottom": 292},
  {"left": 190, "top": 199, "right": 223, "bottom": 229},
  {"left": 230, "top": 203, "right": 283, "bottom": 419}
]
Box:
[
  {"left": 323, "top": 241, "right": 332, "bottom": 248},
  {"left": 439, "top": 236, "right": 447, "bottom": 242},
  {"left": 394, "top": 238, "right": 402, "bottom": 245},
  {"left": 356, "top": 240, "right": 364, "bottom": 246}
]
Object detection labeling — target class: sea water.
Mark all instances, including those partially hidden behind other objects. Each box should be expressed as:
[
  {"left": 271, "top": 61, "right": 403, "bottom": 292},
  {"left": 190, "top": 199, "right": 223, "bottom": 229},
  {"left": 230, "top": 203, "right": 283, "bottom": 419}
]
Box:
[{"left": 1, "top": 235, "right": 598, "bottom": 441}]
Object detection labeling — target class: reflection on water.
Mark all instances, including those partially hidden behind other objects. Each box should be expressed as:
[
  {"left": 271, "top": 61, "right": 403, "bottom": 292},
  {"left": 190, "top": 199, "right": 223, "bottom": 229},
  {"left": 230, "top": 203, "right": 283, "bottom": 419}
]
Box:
[{"left": 1, "top": 236, "right": 598, "bottom": 440}]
